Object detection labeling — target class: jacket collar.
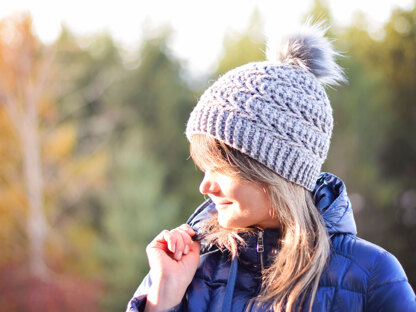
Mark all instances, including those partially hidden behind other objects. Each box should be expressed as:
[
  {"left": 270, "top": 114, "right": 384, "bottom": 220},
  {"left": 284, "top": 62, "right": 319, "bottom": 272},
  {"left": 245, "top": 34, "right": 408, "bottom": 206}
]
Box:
[{"left": 312, "top": 172, "right": 357, "bottom": 236}]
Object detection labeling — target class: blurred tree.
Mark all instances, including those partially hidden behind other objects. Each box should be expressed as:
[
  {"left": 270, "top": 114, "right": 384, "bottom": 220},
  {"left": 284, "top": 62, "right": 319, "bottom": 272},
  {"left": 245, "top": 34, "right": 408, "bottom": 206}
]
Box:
[
  {"left": 98, "top": 133, "right": 179, "bottom": 310},
  {"left": 115, "top": 28, "right": 203, "bottom": 218},
  {"left": 0, "top": 14, "right": 109, "bottom": 311},
  {"left": 373, "top": 7, "right": 416, "bottom": 187},
  {"left": 51, "top": 26, "right": 122, "bottom": 231},
  {"left": 0, "top": 13, "right": 53, "bottom": 279},
  {"left": 367, "top": 7, "right": 416, "bottom": 286}
]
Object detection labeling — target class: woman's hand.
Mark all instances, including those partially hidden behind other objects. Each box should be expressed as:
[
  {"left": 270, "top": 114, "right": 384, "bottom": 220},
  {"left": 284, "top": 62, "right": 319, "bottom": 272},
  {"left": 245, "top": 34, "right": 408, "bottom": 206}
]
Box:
[{"left": 144, "top": 224, "right": 200, "bottom": 312}]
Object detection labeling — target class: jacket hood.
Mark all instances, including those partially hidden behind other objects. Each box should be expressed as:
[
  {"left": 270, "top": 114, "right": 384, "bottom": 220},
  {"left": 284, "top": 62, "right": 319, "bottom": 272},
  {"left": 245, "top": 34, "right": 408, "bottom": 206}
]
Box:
[
  {"left": 187, "top": 172, "right": 357, "bottom": 239},
  {"left": 313, "top": 172, "right": 357, "bottom": 236}
]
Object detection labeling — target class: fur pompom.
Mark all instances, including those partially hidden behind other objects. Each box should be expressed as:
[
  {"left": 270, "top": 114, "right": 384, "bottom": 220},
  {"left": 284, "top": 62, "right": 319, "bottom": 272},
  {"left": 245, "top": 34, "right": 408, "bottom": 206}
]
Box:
[{"left": 267, "top": 21, "right": 346, "bottom": 86}]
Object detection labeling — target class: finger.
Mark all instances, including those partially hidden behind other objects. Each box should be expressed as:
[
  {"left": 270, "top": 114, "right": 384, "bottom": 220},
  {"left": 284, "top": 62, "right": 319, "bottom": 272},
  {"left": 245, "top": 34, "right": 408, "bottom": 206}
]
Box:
[
  {"left": 162, "top": 229, "right": 179, "bottom": 254},
  {"left": 171, "top": 229, "right": 185, "bottom": 260},
  {"left": 150, "top": 229, "right": 177, "bottom": 253},
  {"left": 178, "top": 224, "right": 196, "bottom": 236},
  {"left": 146, "top": 230, "right": 175, "bottom": 266},
  {"left": 176, "top": 229, "right": 193, "bottom": 255},
  {"left": 190, "top": 240, "right": 201, "bottom": 254}
]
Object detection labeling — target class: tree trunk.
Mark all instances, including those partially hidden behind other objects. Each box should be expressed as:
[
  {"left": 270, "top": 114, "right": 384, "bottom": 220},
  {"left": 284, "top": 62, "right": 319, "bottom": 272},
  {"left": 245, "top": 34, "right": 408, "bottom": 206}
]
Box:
[
  {"left": 21, "top": 114, "right": 48, "bottom": 279},
  {"left": 0, "top": 15, "right": 53, "bottom": 280}
]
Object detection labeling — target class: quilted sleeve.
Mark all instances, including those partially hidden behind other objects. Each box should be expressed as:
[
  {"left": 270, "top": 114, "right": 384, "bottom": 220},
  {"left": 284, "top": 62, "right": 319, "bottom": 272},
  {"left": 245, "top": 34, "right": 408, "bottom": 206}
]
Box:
[
  {"left": 126, "top": 273, "right": 152, "bottom": 312},
  {"left": 366, "top": 251, "right": 416, "bottom": 311}
]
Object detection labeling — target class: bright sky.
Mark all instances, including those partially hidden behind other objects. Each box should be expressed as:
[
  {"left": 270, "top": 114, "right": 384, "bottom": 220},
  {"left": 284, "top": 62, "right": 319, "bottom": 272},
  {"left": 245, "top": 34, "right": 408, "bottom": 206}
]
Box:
[{"left": 0, "top": 0, "right": 413, "bottom": 75}]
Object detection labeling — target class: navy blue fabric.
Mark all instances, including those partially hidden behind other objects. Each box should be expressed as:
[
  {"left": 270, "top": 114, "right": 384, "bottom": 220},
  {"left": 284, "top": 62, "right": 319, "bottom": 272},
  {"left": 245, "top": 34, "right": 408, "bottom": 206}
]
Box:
[
  {"left": 127, "top": 172, "right": 416, "bottom": 311},
  {"left": 222, "top": 256, "right": 239, "bottom": 312}
]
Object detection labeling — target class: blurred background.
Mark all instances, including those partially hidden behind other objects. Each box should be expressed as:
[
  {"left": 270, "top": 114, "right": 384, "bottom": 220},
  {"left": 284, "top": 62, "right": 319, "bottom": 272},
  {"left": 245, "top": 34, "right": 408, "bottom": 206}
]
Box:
[{"left": 0, "top": 0, "right": 415, "bottom": 311}]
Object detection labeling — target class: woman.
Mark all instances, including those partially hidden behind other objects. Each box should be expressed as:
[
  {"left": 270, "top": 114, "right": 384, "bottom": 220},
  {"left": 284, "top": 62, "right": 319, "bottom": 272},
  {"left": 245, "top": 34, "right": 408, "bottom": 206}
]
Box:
[{"left": 127, "top": 24, "right": 416, "bottom": 311}]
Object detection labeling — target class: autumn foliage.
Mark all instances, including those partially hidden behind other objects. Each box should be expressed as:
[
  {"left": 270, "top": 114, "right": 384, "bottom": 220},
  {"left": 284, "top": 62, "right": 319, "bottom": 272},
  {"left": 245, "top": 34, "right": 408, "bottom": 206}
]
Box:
[{"left": 0, "top": 14, "right": 106, "bottom": 310}]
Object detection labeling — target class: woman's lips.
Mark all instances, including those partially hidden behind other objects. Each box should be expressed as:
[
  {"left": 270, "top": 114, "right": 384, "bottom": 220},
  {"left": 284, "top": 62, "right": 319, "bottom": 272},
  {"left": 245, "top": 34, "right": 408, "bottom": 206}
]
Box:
[
  {"left": 209, "top": 196, "right": 232, "bottom": 208},
  {"left": 214, "top": 201, "right": 233, "bottom": 209}
]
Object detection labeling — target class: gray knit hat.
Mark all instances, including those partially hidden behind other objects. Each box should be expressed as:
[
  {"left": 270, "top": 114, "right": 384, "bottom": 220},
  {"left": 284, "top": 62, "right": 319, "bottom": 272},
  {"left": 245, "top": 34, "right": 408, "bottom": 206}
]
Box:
[{"left": 186, "top": 25, "right": 345, "bottom": 191}]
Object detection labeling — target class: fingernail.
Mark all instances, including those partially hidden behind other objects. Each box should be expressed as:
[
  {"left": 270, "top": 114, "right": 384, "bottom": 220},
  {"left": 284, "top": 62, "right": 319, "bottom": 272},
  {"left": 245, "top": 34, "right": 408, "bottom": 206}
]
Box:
[
  {"left": 171, "top": 243, "right": 176, "bottom": 253},
  {"left": 184, "top": 245, "right": 189, "bottom": 255},
  {"left": 175, "top": 251, "right": 182, "bottom": 260}
]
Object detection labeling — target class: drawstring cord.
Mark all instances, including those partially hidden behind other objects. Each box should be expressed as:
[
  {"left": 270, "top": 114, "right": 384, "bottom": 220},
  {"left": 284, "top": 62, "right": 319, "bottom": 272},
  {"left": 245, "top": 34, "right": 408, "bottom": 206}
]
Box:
[{"left": 222, "top": 256, "right": 239, "bottom": 312}]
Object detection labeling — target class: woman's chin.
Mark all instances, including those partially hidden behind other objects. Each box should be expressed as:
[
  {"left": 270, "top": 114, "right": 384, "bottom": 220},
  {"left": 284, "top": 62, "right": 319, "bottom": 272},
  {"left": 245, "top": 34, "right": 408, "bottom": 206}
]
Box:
[
  {"left": 217, "top": 214, "right": 231, "bottom": 228},
  {"left": 217, "top": 214, "right": 240, "bottom": 229}
]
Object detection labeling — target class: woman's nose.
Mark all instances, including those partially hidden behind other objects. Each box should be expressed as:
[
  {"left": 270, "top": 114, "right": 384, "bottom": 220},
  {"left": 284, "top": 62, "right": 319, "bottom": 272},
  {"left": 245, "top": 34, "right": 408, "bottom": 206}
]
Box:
[{"left": 199, "top": 172, "right": 220, "bottom": 195}]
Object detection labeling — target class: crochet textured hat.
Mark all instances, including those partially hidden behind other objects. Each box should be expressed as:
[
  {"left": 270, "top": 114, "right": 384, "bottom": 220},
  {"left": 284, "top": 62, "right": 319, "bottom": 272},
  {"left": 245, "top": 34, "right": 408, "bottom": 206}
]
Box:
[{"left": 186, "top": 24, "right": 345, "bottom": 191}]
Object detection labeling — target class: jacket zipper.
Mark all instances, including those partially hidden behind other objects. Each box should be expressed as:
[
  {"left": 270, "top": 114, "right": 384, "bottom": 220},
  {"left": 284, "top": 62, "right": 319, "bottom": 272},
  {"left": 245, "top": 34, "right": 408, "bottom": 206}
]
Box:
[
  {"left": 245, "top": 230, "right": 265, "bottom": 312},
  {"left": 257, "top": 230, "right": 265, "bottom": 271}
]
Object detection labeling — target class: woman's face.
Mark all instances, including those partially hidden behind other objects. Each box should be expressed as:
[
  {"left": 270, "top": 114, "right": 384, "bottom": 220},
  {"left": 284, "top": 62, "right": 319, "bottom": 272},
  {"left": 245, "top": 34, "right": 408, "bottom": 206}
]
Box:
[{"left": 199, "top": 167, "right": 279, "bottom": 229}]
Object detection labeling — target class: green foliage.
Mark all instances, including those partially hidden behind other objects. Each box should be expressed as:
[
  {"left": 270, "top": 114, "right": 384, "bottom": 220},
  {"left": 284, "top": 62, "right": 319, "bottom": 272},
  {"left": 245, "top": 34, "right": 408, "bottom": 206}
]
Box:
[
  {"left": 116, "top": 32, "right": 203, "bottom": 210},
  {"left": 372, "top": 8, "right": 416, "bottom": 187},
  {"left": 98, "top": 134, "right": 176, "bottom": 309}
]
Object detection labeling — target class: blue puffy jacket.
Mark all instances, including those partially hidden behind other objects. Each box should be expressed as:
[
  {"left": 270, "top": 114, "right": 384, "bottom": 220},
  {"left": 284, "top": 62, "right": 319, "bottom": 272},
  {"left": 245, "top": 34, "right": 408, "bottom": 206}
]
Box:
[{"left": 127, "top": 173, "right": 416, "bottom": 311}]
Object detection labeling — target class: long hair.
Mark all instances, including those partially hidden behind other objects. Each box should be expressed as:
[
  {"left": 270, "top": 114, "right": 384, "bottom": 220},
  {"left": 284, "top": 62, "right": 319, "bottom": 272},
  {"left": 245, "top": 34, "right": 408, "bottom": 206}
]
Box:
[{"left": 190, "top": 134, "right": 330, "bottom": 312}]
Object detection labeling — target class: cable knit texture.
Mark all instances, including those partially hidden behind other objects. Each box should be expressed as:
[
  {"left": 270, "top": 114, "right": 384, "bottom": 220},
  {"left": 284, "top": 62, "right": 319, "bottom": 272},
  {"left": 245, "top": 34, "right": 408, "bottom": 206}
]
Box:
[{"left": 186, "top": 62, "right": 333, "bottom": 190}]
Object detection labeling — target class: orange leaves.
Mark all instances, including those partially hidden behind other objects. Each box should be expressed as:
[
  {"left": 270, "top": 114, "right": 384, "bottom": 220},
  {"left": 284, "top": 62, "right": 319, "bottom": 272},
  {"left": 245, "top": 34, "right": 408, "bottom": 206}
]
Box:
[
  {"left": 46, "top": 151, "right": 108, "bottom": 210},
  {"left": 0, "top": 13, "right": 43, "bottom": 108},
  {"left": 43, "top": 123, "right": 77, "bottom": 161}
]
